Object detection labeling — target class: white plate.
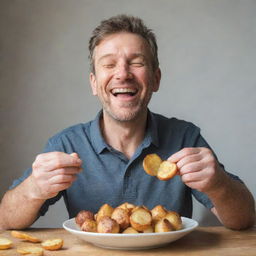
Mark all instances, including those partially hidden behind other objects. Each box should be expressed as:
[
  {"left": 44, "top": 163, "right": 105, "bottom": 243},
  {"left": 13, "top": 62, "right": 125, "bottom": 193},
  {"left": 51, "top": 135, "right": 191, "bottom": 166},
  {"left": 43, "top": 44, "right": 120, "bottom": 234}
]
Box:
[{"left": 63, "top": 217, "right": 198, "bottom": 250}]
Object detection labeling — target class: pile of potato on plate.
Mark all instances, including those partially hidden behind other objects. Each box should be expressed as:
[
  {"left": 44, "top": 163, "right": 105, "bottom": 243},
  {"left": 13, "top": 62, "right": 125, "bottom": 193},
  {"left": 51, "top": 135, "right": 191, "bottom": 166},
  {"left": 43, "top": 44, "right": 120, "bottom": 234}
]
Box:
[{"left": 75, "top": 202, "right": 182, "bottom": 234}]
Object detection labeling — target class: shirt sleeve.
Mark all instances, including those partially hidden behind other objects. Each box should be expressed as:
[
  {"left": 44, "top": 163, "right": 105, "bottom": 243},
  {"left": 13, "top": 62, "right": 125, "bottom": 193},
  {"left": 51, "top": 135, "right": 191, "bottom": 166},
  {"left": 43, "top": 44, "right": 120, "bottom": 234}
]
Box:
[
  {"left": 188, "top": 125, "right": 244, "bottom": 209},
  {"left": 9, "top": 138, "right": 65, "bottom": 217}
]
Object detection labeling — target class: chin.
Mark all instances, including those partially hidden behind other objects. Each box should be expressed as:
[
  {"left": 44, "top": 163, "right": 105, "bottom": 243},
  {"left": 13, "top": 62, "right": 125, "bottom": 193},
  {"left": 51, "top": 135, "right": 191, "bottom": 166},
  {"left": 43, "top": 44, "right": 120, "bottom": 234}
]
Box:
[{"left": 105, "top": 107, "right": 145, "bottom": 122}]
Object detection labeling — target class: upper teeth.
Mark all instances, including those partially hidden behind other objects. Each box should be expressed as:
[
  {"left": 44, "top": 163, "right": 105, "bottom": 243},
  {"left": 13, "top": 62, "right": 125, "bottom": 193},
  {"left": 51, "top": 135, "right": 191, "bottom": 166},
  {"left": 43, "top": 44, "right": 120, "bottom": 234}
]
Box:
[{"left": 112, "top": 88, "right": 137, "bottom": 94}]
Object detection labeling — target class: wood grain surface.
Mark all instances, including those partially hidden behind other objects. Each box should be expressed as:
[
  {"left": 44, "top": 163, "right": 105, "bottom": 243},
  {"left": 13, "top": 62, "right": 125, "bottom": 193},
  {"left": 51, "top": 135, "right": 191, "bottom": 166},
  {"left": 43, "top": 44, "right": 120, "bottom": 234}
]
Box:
[{"left": 0, "top": 226, "right": 255, "bottom": 256}]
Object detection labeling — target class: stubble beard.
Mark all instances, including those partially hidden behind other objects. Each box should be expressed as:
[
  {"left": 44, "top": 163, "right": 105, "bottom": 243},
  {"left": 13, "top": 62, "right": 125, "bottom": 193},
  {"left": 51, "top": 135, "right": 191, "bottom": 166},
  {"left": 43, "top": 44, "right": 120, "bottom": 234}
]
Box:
[{"left": 102, "top": 91, "right": 153, "bottom": 123}]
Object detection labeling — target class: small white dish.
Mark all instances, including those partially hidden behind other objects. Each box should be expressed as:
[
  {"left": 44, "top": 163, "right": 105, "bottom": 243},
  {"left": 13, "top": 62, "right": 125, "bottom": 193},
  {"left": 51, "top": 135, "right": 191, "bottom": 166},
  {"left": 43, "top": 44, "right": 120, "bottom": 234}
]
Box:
[{"left": 63, "top": 217, "right": 198, "bottom": 250}]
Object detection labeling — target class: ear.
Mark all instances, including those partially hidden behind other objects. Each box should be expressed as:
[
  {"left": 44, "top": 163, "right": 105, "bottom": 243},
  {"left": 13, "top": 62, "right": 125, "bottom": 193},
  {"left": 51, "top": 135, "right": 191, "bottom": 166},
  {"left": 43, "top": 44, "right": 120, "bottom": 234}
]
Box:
[
  {"left": 152, "top": 68, "right": 161, "bottom": 92},
  {"left": 89, "top": 72, "right": 98, "bottom": 96}
]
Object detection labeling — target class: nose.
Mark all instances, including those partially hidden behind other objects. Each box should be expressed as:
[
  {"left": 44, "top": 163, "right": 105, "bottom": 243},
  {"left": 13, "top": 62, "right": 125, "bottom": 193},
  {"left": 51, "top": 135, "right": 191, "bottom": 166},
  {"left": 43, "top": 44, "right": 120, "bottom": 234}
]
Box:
[{"left": 114, "top": 63, "right": 133, "bottom": 81}]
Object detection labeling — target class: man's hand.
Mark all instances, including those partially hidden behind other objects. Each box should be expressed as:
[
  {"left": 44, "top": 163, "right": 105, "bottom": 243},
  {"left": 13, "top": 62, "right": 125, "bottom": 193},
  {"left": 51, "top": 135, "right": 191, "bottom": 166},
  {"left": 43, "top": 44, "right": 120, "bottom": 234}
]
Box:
[
  {"left": 168, "top": 147, "right": 223, "bottom": 193},
  {"left": 30, "top": 152, "right": 83, "bottom": 200}
]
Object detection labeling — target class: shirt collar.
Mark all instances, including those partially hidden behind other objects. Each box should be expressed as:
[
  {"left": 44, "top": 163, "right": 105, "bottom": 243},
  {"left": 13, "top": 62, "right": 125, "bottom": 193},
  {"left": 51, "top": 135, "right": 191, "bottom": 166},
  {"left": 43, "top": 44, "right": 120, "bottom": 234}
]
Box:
[{"left": 90, "top": 109, "right": 159, "bottom": 154}]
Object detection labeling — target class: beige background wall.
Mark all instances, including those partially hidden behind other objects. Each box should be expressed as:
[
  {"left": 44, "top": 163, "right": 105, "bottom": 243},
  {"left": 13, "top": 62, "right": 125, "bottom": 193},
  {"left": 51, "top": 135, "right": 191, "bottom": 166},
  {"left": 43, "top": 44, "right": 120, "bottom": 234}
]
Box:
[{"left": 1, "top": 0, "right": 255, "bottom": 227}]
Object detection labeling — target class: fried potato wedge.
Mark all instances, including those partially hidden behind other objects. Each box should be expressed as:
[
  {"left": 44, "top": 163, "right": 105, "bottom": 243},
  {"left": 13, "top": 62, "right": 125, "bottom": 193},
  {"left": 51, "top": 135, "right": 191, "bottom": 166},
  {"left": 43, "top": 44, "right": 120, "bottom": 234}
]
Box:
[
  {"left": 41, "top": 238, "right": 63, "bottom": 251},
  {"left": 130, "top": 207, "right": 152, "bottom": 231},
  {"left": 157, "top": 161, "right": 178, "bottom": 181},
  {"left": 97, "top": 216, "right": 120, "bottom": 233},
  {"left": 0, "top": 237, "right": 13, "bottom": 250},
  {"left": 143, "top": 154, "right": 162, "bottom": 176},
  {"left": 17, "top": 246, "right": 43, "bottom": 255},
  {"left": 11, "top": 231, "right": 41, "bottom": 243}
]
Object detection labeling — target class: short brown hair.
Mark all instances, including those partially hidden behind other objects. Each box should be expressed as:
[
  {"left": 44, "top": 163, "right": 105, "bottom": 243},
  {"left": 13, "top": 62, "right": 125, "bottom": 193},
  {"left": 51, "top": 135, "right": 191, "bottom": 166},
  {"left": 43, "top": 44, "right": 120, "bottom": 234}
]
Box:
[{"left": 89, "top": 14, "right": 159, "bottom": 73}]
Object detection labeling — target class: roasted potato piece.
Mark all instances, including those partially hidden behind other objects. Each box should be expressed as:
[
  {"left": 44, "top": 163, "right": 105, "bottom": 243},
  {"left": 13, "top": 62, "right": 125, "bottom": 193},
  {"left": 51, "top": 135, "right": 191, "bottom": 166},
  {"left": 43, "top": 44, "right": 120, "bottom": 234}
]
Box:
[
  {"left": 118, "top": 202, "right": 136, "bottom": 214},
  {"left": 0, "top": 237, "right": 13, "bottom": 250},
  {"left": 41, "top": 238, "right": 63, "bottom": 251},
  {"left": 164, "top": 211, "right": 182, "bottom": 230},
  {"left": 75, "top": 210, "right": 94, "bottom": 226},
  {"left": 11, "top": 230, "right": 41, "bottom": 243},
  {"left": 143, "top": 153, "right": 162, "bottom": 176},
  {"left": 111, "top": 207, "right": 130, "bottom": 230},
  {"left": 142, "top": 226, "right": 154, "bottom": 233},
  {"left": 157, "top": 161, "right": 178, "bottom": 181},
  {"left": 122, "top": 227, "right": 139, "bottom": 234},
  {"left": 130, "top": 207, "right": 152, "bottom": 231},
  {"left": 81, "top": 219, "right": 97, "bottom": 232},
  {"left": 151, "top": 205, "right": 167, "bottom": 223},
  {"left": 17, "top": 246, "right": 43, "bottom": 255},
  {"left": 154, "top": 218, "right": 174, "bottom": 233},
  {"left": 97, "top": 216, "right": 120, "bottom": 233},
  {"left": 96, "top": 204, "right": 114, "bottom": 223}
]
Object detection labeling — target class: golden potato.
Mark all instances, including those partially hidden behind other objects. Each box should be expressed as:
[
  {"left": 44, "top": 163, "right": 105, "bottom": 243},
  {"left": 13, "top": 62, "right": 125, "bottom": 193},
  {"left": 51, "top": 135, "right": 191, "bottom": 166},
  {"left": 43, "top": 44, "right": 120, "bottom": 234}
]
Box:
[
  {"left": 0, "top": 237, "right": 13, "bottom": 250},
  {"left": 81, "top": 219, "right": 97, "bottom": 232},
  {"left": 41, "top": 238, "right": 63, "bottom": 251},
  {"left": 151, "top": 205, "right": 167, "bottom": 223},
  {"left": 97, "top": 216, "right": 120, "bottom": 233},
  {"left": 96, "top": 204, "right": 114, "bottom": 223},
  {"left": 142, "top": 226, "right": 154, "bottom": 233},
  {"left": 157, "top": 161, "right": 178, "bottom": 181},
  {"left": 11, "top": 231, "right": 41, "bottom": 243},
  {"left": 154, "top": 218, "right": 174, "bottom": 233},
  {"left": 130, "top": 207, "right": 152, "bottom": 231},
  {"left": 111, "top": 207, "right": 130, "bottom": 230},
  {"left": 118, "top": 202, "right": 136, "bottom": 214},
  {"left": 143, "top": 153, "right": 162, "bottom": 176},
  {"left": 164, "top": 211, "right": 182, "bottom": 230},
  {"left": 75, "top": 210, "right": 94, "bottom": 226},
  {"left": 16, "top": 246, "right": 43, "bottom": 255},
  {"left": 122, "top": 227, "right": 139, "bottom": 234}
]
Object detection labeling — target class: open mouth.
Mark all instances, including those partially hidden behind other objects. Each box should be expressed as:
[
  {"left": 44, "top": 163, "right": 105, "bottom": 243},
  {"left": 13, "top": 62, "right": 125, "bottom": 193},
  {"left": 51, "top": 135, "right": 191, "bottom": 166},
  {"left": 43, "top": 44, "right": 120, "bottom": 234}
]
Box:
[{"left": 111, "top": 88, "right": 138, "bottom": 97}]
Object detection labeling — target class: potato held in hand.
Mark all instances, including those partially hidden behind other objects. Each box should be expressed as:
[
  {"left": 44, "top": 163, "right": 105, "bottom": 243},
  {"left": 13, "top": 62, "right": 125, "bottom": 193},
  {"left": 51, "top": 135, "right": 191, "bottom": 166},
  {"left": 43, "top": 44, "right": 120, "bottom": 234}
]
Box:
[{"left": 143, "top": 154, "right": 177, "bottom": 181}]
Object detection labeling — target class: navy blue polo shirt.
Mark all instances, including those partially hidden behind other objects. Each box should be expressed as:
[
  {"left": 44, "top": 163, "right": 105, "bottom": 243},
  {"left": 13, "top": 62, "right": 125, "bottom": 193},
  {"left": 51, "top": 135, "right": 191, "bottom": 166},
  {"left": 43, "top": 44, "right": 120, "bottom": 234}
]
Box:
[{"left": 10, "top": 110, "right": 242, "bottom": 218}]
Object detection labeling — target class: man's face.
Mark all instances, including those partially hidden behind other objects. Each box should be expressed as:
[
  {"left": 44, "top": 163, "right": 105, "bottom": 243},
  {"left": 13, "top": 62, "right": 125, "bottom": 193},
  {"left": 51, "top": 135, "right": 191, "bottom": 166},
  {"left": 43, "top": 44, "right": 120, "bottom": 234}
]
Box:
[{"left": 90, "top": 32, "right": 161, "bottom": 122}]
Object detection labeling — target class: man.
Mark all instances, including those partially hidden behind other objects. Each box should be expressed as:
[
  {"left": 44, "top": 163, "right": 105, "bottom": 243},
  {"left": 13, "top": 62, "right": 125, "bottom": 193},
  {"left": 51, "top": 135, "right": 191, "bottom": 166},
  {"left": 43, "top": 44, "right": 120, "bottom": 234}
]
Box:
[{"left": 0, "top": 15, "right": 254, "bottom": 230}]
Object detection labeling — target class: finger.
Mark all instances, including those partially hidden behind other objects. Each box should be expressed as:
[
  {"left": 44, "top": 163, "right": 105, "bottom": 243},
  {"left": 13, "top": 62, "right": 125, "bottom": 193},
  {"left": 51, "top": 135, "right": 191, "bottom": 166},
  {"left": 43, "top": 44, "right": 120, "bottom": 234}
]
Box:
[
  {"left": 179, "top": 161, "right": 204, "bottom": 175},
  {"left": 168, "top": 148, "right": 201, "bottom": 163},
  {"left": 49, "top": 174, "right": 78, "bottom": 185},
  {"left": 70, "top": 152, "right": 79, "bottom": 158},
  {"left": 181, "top": 171, "right": 203, "bottom": 183},
  {"left": 33, "top": 152, "right": 82, "bottom": 172},
  {"left": 176, "top": 153, "right": 203, "bottom": 170},
  {"left": 51, "top": 167, "right": 82, "bottom": 176},
  {"left": 49, "top": 182, "right": 75, "bottom": 194}
]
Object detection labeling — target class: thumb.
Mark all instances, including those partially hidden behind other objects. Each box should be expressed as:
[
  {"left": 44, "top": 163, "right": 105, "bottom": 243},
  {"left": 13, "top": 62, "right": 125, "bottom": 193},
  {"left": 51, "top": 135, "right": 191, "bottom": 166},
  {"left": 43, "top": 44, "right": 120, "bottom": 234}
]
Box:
[{"left": 70, "top": 152, "right": 79, "bottom": 158}]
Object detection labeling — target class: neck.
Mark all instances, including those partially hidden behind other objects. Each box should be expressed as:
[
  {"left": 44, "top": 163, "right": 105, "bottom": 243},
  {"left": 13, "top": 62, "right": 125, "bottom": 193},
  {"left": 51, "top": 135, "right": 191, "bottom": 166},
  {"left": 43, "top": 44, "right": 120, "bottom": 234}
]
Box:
[{"left": 100, "top": 111, "right": 148, "bottom": 159}]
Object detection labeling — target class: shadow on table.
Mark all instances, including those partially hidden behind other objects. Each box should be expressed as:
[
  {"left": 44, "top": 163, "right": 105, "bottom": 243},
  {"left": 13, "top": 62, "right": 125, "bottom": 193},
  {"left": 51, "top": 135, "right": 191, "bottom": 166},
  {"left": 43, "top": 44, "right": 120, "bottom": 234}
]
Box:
[{"left": 149, "top": 229, "right": 221, "bottom": 253}]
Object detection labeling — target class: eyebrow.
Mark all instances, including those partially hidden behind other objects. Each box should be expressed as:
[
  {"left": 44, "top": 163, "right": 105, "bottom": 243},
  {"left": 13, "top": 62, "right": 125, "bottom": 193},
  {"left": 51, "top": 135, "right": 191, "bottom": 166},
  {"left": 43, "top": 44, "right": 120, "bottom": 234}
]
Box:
[{"left": 97, "top": 53, "right": 147, "bottom": 63}]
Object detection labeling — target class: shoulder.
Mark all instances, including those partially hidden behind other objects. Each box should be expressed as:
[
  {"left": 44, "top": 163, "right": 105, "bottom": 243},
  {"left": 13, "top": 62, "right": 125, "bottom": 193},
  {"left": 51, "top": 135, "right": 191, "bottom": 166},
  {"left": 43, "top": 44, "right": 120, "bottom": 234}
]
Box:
[
  {"left": 47, "top": 121, "right": 92, "bottom": 145},
  {"left": 151, "top": 112, "right": 199, "bottom": 132}
]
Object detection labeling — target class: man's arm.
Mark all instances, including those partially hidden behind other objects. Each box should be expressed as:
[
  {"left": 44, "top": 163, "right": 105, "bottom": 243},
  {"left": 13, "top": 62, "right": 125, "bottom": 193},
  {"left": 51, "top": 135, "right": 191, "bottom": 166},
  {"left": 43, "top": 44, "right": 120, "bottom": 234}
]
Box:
[
  {"left": 0, "top": 176, "right": 45, "bottom": 230},
  {"left": 169, "top": 147, "right": 255, "bottom": 230},
  {"left": 0, "top": 152, "right": 82, "bottom": 230}
]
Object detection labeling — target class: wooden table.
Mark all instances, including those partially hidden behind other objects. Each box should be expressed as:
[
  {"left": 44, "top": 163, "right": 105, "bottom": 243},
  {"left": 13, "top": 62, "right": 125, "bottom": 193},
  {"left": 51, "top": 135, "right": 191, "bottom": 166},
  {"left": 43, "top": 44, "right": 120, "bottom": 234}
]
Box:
[{"left": 0, "top": 226, "right": 255, "bottom": 256}]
